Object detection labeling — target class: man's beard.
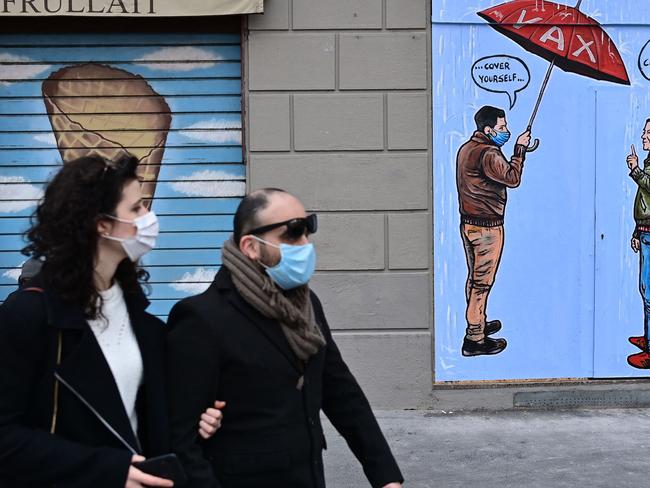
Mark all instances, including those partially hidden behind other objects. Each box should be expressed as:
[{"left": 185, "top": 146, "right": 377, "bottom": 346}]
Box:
[{"left": 259, "top": 242, "right": 280, "bottom": 268}]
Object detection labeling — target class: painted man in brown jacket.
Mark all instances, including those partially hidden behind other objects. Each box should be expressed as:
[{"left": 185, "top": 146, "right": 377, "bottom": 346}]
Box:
[{"left": 456, "top": 105, "right": 531, "bottom": 357}]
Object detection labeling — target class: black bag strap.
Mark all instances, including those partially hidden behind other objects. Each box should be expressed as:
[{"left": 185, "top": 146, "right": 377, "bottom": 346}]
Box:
[
  {"left": 53, "top": 373, "right": 138, "bottom": 455},
  {"left": 50, "top": 330, "right": 62, "bottom": 434}
]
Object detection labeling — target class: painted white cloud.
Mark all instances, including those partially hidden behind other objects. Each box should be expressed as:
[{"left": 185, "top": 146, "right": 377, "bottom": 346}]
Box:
[
  {"left": 170, "top": 267, "right": 216, "bottom": 294},
  {"left": 179, "top": 119, "right": 242, "bottom": 145},
  {"left": 0, "top": 53, "right": 51, "bottom": 86},
  {"left": 3, "top": 267, "right": 21, "bottom": 282},
  {"left": 0, "top": 176, "right": 43, "bottom": 213},
  {"left": 170, "top": 170, "right": 245, "bottom": 198},
  {"left": 183, "top": 119, "right": 241, "bottom": 130},
  {"left": 134, "top": 47, "right": 223, "bottom": 71},
  {"left": 33, "top": 133, "right": 58, "bottom": 145}
]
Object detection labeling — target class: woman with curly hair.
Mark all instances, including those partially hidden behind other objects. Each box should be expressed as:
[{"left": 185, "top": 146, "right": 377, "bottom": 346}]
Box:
[{"left": 0, "top": 154, "right": 221, "bottom": 488}]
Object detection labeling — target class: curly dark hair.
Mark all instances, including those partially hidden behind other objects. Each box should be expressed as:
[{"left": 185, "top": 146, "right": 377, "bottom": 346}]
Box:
[{"left": 22, "top": 154, "right": 150, "bottom": 318}]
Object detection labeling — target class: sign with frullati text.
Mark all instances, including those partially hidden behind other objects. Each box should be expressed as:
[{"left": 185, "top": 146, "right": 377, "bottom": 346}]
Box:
[{"left": 0, "top": 0, "right": 262, "bottom": 16}]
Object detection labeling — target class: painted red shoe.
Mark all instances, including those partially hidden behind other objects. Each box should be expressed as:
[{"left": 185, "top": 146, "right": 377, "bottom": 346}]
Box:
[
  {"left": 629, "top": 336, "right": 647, "bottom": 350},
  {"left": 627, "top": 351, "right": 650, "bottom": 369}
]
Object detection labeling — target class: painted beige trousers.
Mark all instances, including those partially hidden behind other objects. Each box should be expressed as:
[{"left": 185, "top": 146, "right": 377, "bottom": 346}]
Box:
[{"left": 460, "top": 224, "right": 504, "bottom": 341}]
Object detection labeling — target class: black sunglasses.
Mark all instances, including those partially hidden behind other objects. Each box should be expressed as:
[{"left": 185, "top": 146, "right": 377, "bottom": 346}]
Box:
[{"left": 248, "top": 213, "right": 318, "bottom": 239}]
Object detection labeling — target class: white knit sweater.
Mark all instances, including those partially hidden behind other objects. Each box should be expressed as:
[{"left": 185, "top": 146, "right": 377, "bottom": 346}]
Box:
[{"left": 88, "top": 283, "right": 143, "bottom": 437}]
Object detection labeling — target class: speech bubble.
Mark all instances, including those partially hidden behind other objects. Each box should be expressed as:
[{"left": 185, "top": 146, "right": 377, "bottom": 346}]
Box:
[
  {"left": 471, "top": 55, "right": 530, "bottom": 110},
  {"left": 638, "top": 40, "right": 650, "bottom": 81}
]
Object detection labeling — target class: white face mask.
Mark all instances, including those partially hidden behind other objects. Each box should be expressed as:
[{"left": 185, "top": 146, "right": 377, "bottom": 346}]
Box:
[{"left": 101, "top": 211, "right": 159, "bottom": 262}]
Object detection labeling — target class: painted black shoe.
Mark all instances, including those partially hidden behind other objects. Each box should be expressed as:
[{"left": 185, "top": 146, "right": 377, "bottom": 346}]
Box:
[
  {"left": 461, "top": 337, "right": 507, "bottom": 357},
  {"left": 485, "top": 320, "right": 502, "bottom": 336}
]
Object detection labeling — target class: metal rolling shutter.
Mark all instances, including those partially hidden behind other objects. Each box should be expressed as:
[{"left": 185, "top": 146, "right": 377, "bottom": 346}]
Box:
[{"left": 0, "top": 32, "right": 244, "bottom": 318}]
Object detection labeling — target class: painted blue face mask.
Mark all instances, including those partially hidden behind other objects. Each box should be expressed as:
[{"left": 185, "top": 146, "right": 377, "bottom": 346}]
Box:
[
  {"left": 489, "top": 129, "right": 511, "bottom": 147},
  {"left": 252, "top": 236, "right": 316, "bottom": 290}
]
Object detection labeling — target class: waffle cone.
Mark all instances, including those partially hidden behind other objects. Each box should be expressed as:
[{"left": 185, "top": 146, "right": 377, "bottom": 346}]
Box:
[{"left": 42, "top": 63, "right": 172, "bottom": 207}]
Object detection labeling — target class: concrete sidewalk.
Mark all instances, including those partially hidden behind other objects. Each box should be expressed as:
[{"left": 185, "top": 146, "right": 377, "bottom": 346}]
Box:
[{"left": 323, "top": 408, "right": 650, "bottom": 488}]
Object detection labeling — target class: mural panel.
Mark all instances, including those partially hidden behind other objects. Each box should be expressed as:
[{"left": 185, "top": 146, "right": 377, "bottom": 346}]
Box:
[{"left": 433, "top": 0, "right": 650, "bottom": 381}]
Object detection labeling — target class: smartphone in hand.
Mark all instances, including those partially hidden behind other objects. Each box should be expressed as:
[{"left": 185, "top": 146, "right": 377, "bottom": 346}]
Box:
[{"left": 133, "top": 453, "right": 188, "bottom": 486}]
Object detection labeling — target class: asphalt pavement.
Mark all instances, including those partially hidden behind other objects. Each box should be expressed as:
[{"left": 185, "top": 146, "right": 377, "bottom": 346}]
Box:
[{"left": 323, "top": 408, "right": 650, "bottom": 488}]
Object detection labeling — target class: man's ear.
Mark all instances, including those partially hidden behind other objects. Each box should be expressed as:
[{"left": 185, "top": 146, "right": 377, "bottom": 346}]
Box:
[
  {"left": 484, "top": 126, "right": 495, "bottom": 136},
  {"left": 239, "top": 235, "right": 260, "bottom": 261}
]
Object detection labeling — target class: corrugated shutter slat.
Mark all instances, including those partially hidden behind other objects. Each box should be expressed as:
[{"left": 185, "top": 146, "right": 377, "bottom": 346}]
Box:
[{"left": 0, "top": 33, "right": 243, "bottom": 317}]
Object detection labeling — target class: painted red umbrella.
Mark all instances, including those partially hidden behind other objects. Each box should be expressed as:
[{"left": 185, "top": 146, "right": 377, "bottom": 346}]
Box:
[{"left": 478, "top": 0, "right": 630, "bottom": 150}]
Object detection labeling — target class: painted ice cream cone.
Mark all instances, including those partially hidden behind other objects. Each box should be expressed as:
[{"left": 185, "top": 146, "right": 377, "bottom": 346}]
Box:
[{"left": 42, "top": 63, "right": 172, "bottom": 208}]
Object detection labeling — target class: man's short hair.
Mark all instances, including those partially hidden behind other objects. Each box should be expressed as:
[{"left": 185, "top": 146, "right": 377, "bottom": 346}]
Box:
[
  {"left": 475, "top": 106, "right": 506, "bottom": 132},
  {"left": 233, "top": 188, "right": 287, "bottom": 245}
]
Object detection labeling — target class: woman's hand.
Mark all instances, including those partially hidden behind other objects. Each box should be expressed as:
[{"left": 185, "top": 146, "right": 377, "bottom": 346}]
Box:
[
  {"left": 199, "top": 400, "right": 226, "bottom": 439},
  {"left": 125, "top": 455, "right": 174, "bottom": 488}
]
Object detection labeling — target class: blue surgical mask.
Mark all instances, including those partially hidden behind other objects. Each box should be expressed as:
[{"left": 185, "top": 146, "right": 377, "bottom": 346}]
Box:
[
  {"left": 489, "top": 129, "right": 511, "bottom": 147},
  {"left": 252, "top": 236, "right": 316, "bottom": 290}
]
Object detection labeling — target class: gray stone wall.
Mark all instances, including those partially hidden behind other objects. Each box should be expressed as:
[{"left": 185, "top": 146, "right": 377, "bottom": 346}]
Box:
[{"left": 244, "top": 0, "right": 432, "bottom": 408}]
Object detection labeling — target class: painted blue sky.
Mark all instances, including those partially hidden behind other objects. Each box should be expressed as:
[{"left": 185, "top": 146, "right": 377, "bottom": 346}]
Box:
[{"left": 0, "top": 33, "right": 244, "bottom": 312}]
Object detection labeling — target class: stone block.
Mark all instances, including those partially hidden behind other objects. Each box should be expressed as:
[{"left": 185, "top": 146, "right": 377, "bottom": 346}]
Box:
[
  {"left": 333, "top": 332, "right": 432, "bottom": 408},
  {"left": 249, "top": 0, "right": 290, "bottom": 30},
  {"left": 311, "top": 272, "right": 431, "bottom": 330},
  {"left": 387, "top": 93, "right": 429, "bottom": 150},
  {"left": 388, "top": 213, "right": 431, "bottom": 269},
  {"left": 249, "top": 33, "right": 335, "bottom": 90},
  {"left": 249, "top": 153, "right": 429, "bottom": 210},
  {"left": 339, "top": 33, "right": 428, "bottom": 89},
  {"left": 249, "top": 94, "right": 291, "bottom": 151},
  {"left": 293, "top": 0, "right": 382, "bottom": 29},
  {"left": 293, "top": 94, "right": 383, "bottom": 150},
  {"left": 386, "top": 0, "right": 428, "bottom": 29},
  {"left": 311, "top": 213, "right": 385, "bottom": 270}
]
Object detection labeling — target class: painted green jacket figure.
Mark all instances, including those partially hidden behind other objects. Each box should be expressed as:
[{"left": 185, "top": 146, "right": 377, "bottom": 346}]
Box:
[
  {"left": 626, "top": 119, "right": 650, "bottom": 369},
  {"left": 456, "top": 106, "right": 531, "bottom": 357}
]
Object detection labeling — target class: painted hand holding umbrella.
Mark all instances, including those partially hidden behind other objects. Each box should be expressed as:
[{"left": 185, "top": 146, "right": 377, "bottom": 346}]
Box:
[{"left": 478, "top": 0, "right": 630, "bottom": 151}]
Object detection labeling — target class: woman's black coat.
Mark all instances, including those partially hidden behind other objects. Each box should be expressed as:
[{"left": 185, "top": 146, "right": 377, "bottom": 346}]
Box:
[{"left": 0, "top": 273, "right": 170, "bottom": 488}]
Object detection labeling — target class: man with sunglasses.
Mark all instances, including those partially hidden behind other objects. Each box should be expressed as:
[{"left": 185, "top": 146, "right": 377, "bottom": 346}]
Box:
[{"left": 166, "top": 188, "right": 404, "bottom": 488}]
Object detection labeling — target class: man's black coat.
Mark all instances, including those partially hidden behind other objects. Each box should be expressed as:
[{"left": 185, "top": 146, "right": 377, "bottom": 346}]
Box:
[
  {"left": 166, "top": 266, "right": 403, "bottom": 488},
  {"left": 0, "top": 273, "right": 170, "bottom": 487}
]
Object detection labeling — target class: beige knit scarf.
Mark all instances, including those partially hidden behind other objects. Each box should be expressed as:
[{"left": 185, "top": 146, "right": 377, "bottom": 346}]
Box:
[{"left": 221, "top": 239, "right": 326, "bottom": 362}]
